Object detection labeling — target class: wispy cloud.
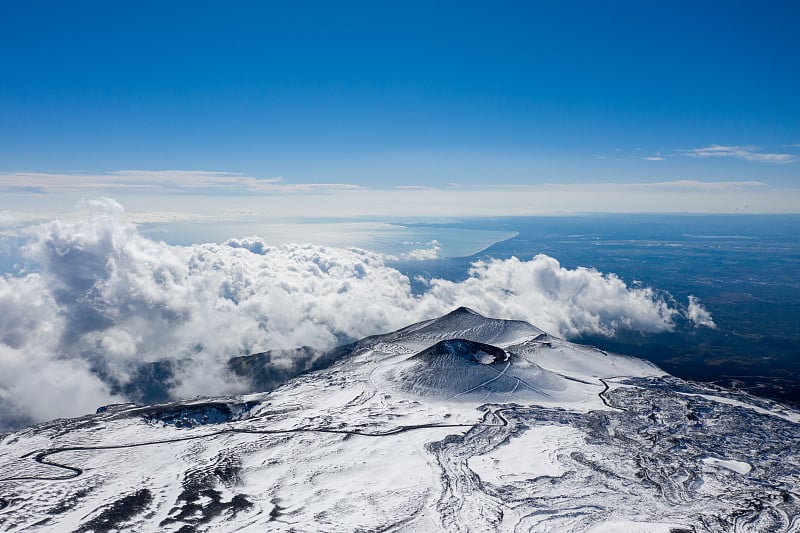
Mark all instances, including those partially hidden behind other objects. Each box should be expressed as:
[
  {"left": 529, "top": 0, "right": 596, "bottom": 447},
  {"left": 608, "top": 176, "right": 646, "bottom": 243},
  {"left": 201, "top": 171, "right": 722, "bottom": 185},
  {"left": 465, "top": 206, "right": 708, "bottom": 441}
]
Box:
[
  {"left": 681, "top": 145, "right": 797, "bottom": 163},
  {"left": 393, "top": 185, "right": 435, "bottom": 191},
  {"left": 0, "top": 170, "right": 362, "bottom": 194},
  {"left": 484, "top": 180, "right": 767, "bottom": 192},
  {"left": 632, "top": 180, "right": 766, "bottom": 190},
  {"left": 1, "top": 173, "right": 798, "bottom": 218},
  {"left": 642, "top": 151, "right": 665, "bottom": 161}
]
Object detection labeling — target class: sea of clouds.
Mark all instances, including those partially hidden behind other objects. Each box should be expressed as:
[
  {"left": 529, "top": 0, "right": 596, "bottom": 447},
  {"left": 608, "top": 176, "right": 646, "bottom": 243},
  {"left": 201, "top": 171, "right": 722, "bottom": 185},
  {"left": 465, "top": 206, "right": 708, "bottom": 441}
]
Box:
[{"left": 0, "top": 200, "right": 714, "bottom": 429}]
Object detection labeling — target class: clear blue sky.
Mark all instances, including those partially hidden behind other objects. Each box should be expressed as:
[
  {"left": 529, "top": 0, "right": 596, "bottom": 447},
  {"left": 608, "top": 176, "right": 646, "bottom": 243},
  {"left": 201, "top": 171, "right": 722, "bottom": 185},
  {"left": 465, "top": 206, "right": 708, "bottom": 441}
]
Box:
[{"left": 1, "top": 1, "right": 798, "bottom": 192}]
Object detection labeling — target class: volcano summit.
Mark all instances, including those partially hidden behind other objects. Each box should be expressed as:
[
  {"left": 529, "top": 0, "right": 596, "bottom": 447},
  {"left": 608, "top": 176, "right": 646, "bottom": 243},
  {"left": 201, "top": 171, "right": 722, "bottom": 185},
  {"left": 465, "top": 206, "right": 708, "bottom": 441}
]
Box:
[{"left": 1, "top": 308, "right": 798, "bottom": 532}]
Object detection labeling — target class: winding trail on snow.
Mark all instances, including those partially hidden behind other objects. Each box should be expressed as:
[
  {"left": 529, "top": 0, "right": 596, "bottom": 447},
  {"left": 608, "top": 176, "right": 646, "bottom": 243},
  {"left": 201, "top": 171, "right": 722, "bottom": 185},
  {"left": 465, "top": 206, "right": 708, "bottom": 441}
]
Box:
[
  {"left": 0, "top": 377, "right": 612, "bottom": 485},
  {"left": 598, "top": 377, "right": 628, "bottom": 411},
  {"left": 0, "top": 419, "right": 505, "bottom": 483}
]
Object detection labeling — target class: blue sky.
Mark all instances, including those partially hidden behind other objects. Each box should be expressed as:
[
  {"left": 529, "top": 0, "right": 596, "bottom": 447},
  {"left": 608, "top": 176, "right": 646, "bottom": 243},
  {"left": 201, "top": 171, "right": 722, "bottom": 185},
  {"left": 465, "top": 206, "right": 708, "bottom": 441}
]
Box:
[{"left": 0, "top": 1, "right": 798, "bottom": 215}]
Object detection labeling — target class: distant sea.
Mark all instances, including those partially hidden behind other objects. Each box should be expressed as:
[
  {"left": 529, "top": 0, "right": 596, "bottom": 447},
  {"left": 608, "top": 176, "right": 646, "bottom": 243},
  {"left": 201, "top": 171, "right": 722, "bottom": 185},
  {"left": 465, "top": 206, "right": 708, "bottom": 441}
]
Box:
[{"left": 391, "top": 215, "right": 800, "bottom": 408}]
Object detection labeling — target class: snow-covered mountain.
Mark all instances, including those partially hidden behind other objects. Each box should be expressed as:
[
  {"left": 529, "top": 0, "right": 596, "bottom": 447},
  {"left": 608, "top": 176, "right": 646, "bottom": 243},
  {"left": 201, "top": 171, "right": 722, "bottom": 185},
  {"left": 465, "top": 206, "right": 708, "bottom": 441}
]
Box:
[{"left": 1, "top": 308, "right": 798, "bottom": 532}]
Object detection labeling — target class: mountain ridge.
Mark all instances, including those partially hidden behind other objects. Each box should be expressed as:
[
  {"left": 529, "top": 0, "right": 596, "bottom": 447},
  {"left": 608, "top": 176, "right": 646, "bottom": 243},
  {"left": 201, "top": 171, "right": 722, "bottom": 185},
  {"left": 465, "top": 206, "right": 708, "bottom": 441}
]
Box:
[{"left": 1, "top": 309, "right": 798, "bottom": 532}]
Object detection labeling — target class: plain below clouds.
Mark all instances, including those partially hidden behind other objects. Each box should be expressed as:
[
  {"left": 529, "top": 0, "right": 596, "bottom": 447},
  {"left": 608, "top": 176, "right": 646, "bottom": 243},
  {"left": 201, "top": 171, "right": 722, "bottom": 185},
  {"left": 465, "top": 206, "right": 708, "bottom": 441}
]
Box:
[{"left": 0, "top": 204, "right": 714, "bottom": 428}]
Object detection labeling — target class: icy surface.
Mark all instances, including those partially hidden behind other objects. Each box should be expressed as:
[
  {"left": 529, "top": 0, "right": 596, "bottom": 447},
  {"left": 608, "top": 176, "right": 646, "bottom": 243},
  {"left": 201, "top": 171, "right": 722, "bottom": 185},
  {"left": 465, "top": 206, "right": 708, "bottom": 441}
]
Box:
[
  {"left": 467, "top": 423, "right": 582, "bottom": 483},
  {"left": 702, "top": 457, "right": 752, "bottom": 475},
  {"left": 0, "top": 307, "right": 798, "bottom": 532}
]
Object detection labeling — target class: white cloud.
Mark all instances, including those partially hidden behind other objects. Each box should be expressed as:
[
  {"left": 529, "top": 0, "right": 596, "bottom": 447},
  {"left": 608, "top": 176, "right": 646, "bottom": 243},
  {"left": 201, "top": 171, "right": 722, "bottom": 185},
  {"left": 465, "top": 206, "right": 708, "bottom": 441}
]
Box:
[
  {"left": 643, "top": 156, "right": 665, "bottom": 161},
  {"left": 417, "top": 256, "right": 678, "bottom": 338},
  {"left": 401, "top": 240, "right": 442, "bottom": 261},
  {"left": 0, "top": 211, "right": 18, "bottom": 226},
  {"left": 686, "top": 295, "right": 716, "bottom": 329},
  {"left": 0, "top": 208, "right": 713, "bottom": 427},
  {"left": 0, "top": 274, "right": 119, "bottom": 427},
  {"left": 682, "top": 145, "right": 796, "bottom": 163}
]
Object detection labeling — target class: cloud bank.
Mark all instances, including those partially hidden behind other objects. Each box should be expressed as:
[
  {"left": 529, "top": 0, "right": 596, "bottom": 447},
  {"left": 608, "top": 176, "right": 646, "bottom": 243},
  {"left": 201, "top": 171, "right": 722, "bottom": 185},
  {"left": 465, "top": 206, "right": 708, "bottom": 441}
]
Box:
[
  {"left": 3, "top": 173, "right": 800, "bottom": 219},
  {"left": 0, "top": 204, "right": 713, "bottom": 429}
]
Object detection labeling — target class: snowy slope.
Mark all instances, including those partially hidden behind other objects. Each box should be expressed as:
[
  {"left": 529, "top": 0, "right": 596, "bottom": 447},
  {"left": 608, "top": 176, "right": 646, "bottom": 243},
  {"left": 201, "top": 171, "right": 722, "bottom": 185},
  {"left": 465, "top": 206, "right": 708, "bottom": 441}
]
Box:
[
  {"left": 366, "top": 306, "right": 545, "bottom": 350},
  {"left": 1, "top": 308, "right": 799, "bottom": 532}
]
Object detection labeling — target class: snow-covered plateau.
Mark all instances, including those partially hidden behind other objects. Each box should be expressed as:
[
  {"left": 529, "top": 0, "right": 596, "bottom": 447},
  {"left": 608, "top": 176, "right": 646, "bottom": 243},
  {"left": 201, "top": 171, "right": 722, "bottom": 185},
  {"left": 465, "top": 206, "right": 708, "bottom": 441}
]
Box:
[{"left": 1, "top": 307, "right": 798, "bottom": 532}]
